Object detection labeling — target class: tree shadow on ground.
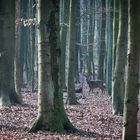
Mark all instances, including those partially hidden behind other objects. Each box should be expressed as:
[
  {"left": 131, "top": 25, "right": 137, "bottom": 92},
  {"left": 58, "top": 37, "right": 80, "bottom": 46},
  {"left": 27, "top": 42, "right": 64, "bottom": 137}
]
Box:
[{"left": 63, "top": 129, "right": 108, "bottom": 139}]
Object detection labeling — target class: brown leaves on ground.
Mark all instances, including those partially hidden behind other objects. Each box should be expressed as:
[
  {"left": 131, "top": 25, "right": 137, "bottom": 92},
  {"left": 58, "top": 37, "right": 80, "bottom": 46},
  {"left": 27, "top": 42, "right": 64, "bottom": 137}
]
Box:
[{"left": 0, "top": 89, "right": 123, "bottom": 140}]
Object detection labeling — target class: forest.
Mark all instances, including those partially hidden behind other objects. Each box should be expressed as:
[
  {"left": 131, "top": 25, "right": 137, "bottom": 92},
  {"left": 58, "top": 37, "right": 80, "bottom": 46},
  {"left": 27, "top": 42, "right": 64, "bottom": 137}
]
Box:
[{"left": 0, "top": 0, "right": 140, "bottom": 140}]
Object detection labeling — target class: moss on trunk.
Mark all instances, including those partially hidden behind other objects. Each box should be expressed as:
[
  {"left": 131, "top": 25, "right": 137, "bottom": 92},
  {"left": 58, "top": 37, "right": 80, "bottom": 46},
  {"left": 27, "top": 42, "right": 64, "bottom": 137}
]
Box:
[{"left": 30, "top": 0, "right": 76, "bottom": 133}]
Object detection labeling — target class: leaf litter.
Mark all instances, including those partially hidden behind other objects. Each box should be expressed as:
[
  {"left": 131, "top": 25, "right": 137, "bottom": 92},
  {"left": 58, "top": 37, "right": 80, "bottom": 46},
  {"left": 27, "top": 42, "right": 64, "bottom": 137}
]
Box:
[{"left": 0, "top": 85, "right": 126, "bottom": 140}]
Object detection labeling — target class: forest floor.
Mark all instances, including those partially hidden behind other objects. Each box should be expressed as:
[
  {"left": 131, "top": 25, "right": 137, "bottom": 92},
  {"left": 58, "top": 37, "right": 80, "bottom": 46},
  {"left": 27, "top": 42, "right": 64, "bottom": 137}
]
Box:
[{"left": 0, "top": 83, "right": 140, "bottom": 140}]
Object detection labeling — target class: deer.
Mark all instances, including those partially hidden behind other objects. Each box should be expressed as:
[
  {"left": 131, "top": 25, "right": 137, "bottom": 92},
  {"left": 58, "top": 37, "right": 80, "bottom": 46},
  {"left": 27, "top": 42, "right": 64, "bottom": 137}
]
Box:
[{"left": 85, "top": 76, "right": 106, "bottom": 94}]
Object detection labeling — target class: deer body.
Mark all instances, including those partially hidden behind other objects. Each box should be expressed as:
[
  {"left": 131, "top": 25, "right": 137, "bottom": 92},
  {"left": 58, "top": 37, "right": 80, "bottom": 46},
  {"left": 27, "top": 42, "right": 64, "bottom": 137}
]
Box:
[{"left": 86, "top": 79, "right": 105, "bottom": 94}]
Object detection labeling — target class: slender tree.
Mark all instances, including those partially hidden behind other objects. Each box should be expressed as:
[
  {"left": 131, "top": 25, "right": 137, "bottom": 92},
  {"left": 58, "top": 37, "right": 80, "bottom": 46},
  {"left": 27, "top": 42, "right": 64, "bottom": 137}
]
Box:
[
  {"left": 18, "top": 0, "right": 29, "bottom": 87},
  {"left": 29, "top": 0, "right": 36, "bottom": 92},
  {"left": 60, "top": 0, "right": 70, "bottom": 90},
  {"left": 30, "top": 0, "right": 76, "bottom": 132},
  {"left": 122, "top": 0, "right": 140, "bottom": 139},
  {"left": 80, "top": 0, "right": 88, "bottom": 74},
  {"left": 105, "top": 0, "right": 113, "bottom": 95},
  {"left": 112, "top": 0, "right": 119, "bottom": 71},
  {"left": 97, "top": 0, "right": 106, "bottom": 81},
  {"left": 87, "top": 0, "right": 95, "bottom": 80},
  {"left": 112, "top": 0, "right": 128, "bottom": 115},
  {"left": 67, "top": 0, "right": 79, "bottom": 104},
  {"left": 74, "top": 0, "right": 81, "bottom": 83},
  {"left": 93, "top": 0, "right": 102, "bottom": 80},
  {"left": 15, "top": 0, "right": 23, "bottom": 99}
]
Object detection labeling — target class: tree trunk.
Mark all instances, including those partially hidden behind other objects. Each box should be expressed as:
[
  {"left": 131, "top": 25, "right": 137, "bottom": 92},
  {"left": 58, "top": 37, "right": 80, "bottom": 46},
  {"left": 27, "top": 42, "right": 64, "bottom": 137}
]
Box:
[
  {"left": 98, "top": 0, "right": 106, "bottom": 81},
  {"left": 112, "top": 0, "right": 128, "bottom": 115},
  {"left": 20, "top": 0, "right": 30, "bottom": 86},
  {"left": 80, "top": 0, "right": 88, "bottom": 74},
  {"left": 29, "top": 0, "right": 76, "bottom": 132},
  {"left": 74, "top": 0, "right": 80, "bottom": 83},
  {"left": 67, "top": 0, "right": 79, "bottom": 105},
  {"left": 0, "top": 0, "right": 22, "bottom": 105},
  {"left": 122, "top": 0, "right": 140, "bottom": 139},
  {"left": 112, "top": 0, "right": 119, "bottom": 72},
  {"left": 105, "top": 0, "right": 113, "bottom": 95},
  {"left": 29, "top": 0, "right": 36, "bottom": 92},
  {"left": 87, "top": 0, "right": 95, "bottom": 80},
  {"left": 15, "top": 0, "right": 23, "bottom": 100},
  {"left": 60, "top": 0, "right": 70, "bottom": 90}
]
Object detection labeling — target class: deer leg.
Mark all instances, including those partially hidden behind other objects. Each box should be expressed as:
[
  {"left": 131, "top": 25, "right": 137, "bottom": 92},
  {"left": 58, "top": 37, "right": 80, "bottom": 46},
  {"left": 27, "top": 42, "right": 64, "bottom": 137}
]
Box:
[
  {"left": 101, "top": 87, "right": 104, "bottom": 94},
  {"left": 89, "top": 88, "right": 91, "bottom": 94},
  {"left": 102, "top": 88, "right": 104, "bottom": 94},
  {"left": 94, "top": 88, "right": 98, "bottom": 94},
  {"left": 103, "top": 88, "right": 105, "bottom": 94}
]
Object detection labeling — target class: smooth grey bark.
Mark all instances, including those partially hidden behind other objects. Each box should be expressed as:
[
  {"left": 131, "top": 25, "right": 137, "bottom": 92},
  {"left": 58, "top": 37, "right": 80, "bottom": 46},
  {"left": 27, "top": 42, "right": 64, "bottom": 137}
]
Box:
[
  {"left": 60, "top": 0, "right": 70, "bottom": 89},
  {"left": 67, "top": 0, "right": 79, "bottom": 104},
  {"left": 87, "top": 0, "right": 96, "bottom": 80},
  {"left": 29, "top": 0, "right": 36, "bottom": 92},
  {"left": 105, "top": 0, "right": 113, "bottom": 95},
  {"left": 15, "top": 0, "right": 23, "bottom": 99},
  {"left": 30, "top": 0, "right": 76, "bottom": 132},
  {"left": 0, "top": 0, "right": 22, "bottom": 105},
  {"left": 122, "top": 0, "right": 140, "bottom": 139},
  {"left": 97, "top": 0, "right": 106, "bottom": 81},
  {"left": 74, "top": 0, "right": 80, "bottom": 83},
  {"left": 112, "top": 0, "right": 128, "bottom": 115},
  {"left": 19, "top": 0, "right": 28, "bottom": 86},
  {"left": 112, "top": 0, "right": 119, "bottom": 72},
  {"left": 80, "top": 0, "right": 88, "bottom": 74}
]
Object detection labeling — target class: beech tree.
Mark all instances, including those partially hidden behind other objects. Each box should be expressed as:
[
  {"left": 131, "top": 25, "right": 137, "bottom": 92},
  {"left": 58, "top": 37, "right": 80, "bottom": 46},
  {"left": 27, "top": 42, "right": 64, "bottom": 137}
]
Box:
[
  {"left": 97, "top": 0, "right": 106, "bottom": 81},
  {"left": 105, "top": 0, "right": 113, "bottom": 95},
  {"left": 29, "top": 0, "right": 36, "bottom": 92},
  {"left": 15, "top": 0, "right": 23, "bottom": 99},
  {"left": 67, "top": 0, "right": 79, "bottom": 104},
  {"left": 87, "top": 0, "right": 95, "bottom": 81},
  {"left": 112, "top": 0, "right": 128, "bottom": 115},
  {"left": 60, "top": 0, "right": 70, "bottom": 90},
  {"left": 0, "top": 0, "right": 22, "bottom": 105},
  {"left": 112, "top": 0, "right": 119, "bottom": 71},
  {"left": 29, "top": 0, "right": 76, "bottom": 132},
  {"left": 122, "top": 0, "right": 140, "bottom": 139}
]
